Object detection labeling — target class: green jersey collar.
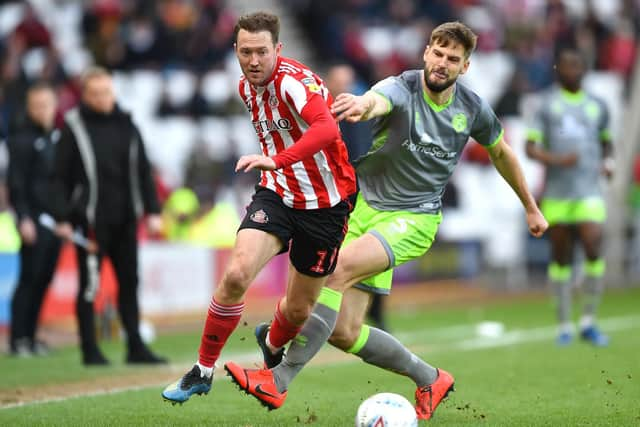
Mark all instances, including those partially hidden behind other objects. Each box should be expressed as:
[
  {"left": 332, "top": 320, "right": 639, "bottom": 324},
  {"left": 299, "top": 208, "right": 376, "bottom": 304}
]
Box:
[
  {"left": 423, "top": 85, "right": 456, "bottom": 112},
  {"left": 560, "top": 88, "right": 586, "bottom": 104}
]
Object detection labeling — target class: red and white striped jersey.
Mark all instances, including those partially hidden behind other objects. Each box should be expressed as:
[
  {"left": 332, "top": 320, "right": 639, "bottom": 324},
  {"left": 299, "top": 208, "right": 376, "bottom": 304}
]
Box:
[{"left": 238, "top": 56, "right": 356, "bottom": 210}]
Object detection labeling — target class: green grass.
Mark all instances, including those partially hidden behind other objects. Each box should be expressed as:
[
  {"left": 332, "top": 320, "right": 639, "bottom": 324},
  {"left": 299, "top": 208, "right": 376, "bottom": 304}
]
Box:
[
  {"left": 0, "top": 321, "right": 259, "bottom": 392},
  {"left": 1, "top": 287, "right": 639, "bottom": 426}
]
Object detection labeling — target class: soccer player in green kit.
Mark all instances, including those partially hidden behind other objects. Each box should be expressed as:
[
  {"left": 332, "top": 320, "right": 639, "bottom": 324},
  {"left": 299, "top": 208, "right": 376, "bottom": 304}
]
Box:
[
  {"left": 525, "top": 46, "right": 614, "bottom": 347},
  {"left": 225, "top": 22, "right": 548, "bottom": 419}
]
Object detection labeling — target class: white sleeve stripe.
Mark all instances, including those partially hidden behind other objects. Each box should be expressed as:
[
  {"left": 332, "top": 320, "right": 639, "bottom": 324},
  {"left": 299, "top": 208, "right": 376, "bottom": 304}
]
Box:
[
  {"left": 280, "top": 61, "right": 301, "bottom": 72},
  {"left": 313, "top": 150, "right": 341, "bottom": 206},
  {"left": 279, "top": 65, "right": 299, "bottom": 74},
  {"left": 281, "top": 74, "right": 308, "bottom": 115}
]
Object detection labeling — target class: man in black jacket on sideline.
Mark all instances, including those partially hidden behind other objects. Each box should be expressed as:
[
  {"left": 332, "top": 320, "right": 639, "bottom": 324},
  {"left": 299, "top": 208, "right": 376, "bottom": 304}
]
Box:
[
  {"left": 7, "top": 82, "right": 62, "bottom": 356},
  {"left": 50, "top": 67, "right": 166, "bottom": 365}
]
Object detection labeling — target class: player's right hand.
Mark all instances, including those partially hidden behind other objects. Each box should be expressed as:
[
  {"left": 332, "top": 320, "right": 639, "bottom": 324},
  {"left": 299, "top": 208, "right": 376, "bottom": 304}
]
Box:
[
  {"left": 86, "top": 240, "right": 99, "bottom": 254},
  {"left": 19, "top": 218, "right": 37, "bottom": 245},
  {"left": 55, "top": 222, "right": 74, "bottom": 241},
  {"left": 555, "top": 152, "right": 578, "bottom": 167},
  {"left": 331, "top": 93, "right": 369, "bottom": 123}
]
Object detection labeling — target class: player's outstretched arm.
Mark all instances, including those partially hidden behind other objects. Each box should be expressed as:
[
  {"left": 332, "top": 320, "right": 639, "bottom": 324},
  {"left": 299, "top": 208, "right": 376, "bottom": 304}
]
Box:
[
  {"left": 525, "top": 140, "right": 578, "bottom": 167},
  {"left": 487, "top": 138, "right": 549, "bottom": 238},
  {"left": 331, "top": 91, "right": 390, "bottom": 123}
]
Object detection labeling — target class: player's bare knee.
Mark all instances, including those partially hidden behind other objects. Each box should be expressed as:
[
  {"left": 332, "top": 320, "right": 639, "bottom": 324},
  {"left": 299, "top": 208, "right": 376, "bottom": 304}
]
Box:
[
  {"left": 283, "top": 304, "right": 312, "bottom": 326},
  {"left": 325, "top": 265, "right": 351, "bottom": 292},
  {"left": 220, "top": 265, "right": 252, "bottom": 299},
  {"left": 329, "top": 324, "right": 358, "bottom": 350}
]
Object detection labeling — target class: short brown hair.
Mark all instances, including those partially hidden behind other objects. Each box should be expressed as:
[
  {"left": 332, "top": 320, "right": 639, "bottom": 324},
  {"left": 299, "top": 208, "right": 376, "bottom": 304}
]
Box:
[
  {"left": 80, "top": 66, "right": 111, "bottom": 88},
  {"left": 234, "top": 11, "right": 280, "bottom": 44},
  {"left": 429, "top": 22, "right": 477, "bottom": 58},
  {"left": 27, "top": 81, "right": 54, "bottom": 94}
]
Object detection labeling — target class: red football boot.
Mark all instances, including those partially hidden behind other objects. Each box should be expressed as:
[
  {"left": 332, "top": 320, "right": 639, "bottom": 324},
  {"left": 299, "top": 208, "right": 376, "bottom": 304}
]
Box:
[
  {"left": 415, "top": 368, "right": 455, "bottom": 420},
  {"left": 224, "top": 361, "right": 287, "bottom": 410}
]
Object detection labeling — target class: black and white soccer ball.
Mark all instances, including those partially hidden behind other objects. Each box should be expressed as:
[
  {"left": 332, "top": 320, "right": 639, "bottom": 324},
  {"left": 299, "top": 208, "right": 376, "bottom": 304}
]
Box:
[{"left": 355, "top": 392, "right": 418, "bottom": 427}]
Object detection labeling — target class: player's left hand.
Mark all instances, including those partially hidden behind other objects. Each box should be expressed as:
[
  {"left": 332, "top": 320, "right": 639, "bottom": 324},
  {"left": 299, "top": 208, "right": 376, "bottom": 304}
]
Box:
[
  {"left": 601, "top": 157, "right": 615, "bottom": 179},
  {"left": 526, "top": 209, "right": 549, "bottom": 238},
  {"left": 146, "top": 214, "right": 163, "bottom": 236},
  {"left": 235, "top": 154, "right": 277, "bottom": 172}
]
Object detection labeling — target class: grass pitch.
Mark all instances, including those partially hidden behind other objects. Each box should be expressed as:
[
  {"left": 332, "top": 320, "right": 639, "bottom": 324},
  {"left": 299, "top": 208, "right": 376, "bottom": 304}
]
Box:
[{"left": 0, "top": 286, "right": 639, "bottom": 426}]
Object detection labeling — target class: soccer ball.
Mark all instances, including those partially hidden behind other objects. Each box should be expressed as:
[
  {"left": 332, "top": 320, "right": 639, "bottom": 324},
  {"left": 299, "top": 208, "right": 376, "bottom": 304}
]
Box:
[{"left": 355, "top": 393, "right": 418, "bottom": 427}]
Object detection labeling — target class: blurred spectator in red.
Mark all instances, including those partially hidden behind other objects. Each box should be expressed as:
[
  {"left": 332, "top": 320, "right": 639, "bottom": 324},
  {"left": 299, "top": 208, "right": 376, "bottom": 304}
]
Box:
[
  {"left": 14, "top": 4, "right": 51, "bottom": 49},
  {"left": 599, "top": 18, "right": 637, "bottom": 79}
]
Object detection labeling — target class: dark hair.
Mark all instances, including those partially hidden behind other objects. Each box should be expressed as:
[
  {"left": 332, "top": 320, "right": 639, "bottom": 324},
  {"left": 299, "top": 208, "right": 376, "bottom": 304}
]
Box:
[
  {"left": 429, "top": 21, "right": 477, "bottom": 58},
  {"left": 233, "top": 11, "right": 280, "bottom": 44},
  {"left": 554, "top": 45, "right": 585, "bottom": 66},
  {"left": 27, "top": 81, "right": 54, "bottom": 94}
]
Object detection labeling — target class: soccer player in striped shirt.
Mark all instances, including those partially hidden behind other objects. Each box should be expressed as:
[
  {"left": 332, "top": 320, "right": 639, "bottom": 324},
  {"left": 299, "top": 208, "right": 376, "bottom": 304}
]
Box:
[
  {"left": 162, "top": 11, "right": 356, "bottom": 404},
  {"left": 225, "top": 21, "right": 549, "bottom": 419}
]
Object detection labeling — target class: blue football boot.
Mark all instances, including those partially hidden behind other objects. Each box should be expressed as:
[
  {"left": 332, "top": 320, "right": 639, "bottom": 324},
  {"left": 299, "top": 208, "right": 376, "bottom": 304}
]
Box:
[{"left": 162, "top": 365, "right": 212, "bottom": 404}]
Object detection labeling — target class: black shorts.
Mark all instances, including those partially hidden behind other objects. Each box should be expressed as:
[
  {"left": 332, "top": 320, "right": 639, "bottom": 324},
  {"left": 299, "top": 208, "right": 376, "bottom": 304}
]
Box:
[{"left": 239, "top": 186, "right": 355, "bottom": 277}]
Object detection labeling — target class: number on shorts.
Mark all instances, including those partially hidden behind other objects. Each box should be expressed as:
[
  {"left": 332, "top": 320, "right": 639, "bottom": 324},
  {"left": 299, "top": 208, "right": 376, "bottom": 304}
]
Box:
[
  {"left": 310, "top": 248, "right": 338, "bottom": 274},
  {"left": 390, "top": 217, "right": 416, "bottom": 233}
]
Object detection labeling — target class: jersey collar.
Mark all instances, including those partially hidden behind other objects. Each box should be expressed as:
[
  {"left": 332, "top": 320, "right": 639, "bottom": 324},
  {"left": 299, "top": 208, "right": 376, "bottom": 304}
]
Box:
[
  {"left": 422, "top": 83, "right": 456, "bottom": 113},
  {"left": 560, "top": 87, "right": 586, "bottom": 104}
]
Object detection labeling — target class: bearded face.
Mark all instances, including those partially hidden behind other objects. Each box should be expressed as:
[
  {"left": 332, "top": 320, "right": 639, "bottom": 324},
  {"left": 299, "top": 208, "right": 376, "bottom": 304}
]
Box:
[{"left": 422, "top": 42, "right": 469, "bottom": 93}]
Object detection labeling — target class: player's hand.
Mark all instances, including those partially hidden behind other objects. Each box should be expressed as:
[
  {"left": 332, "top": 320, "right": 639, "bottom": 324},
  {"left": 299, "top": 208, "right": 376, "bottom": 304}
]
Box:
[
  {"left": 146, "top": 214, "right": 163, "bottom": 237},
  {"left": 601, "top": 157, "right": 615, "bottom": 179},
  {"left": 55, "top": 222, "right": 74, "bottom": 241},
  {"left": 235, "top": 154, "right": 277, "bottom": 172},
  {"left": 526, "top": 209, "right": 548, "bottom": 238},
  {"left": 555, "top": 152, "right": 578, "bottom": 167},
  {"left": 19, "top": 218, "right": 37, "bottom": 245},
  {"left": 86, "top": 239, "right": 99, "bottom": 254},
  {"left": 331, "top": 93, "right": 369, "bottom": 123}
]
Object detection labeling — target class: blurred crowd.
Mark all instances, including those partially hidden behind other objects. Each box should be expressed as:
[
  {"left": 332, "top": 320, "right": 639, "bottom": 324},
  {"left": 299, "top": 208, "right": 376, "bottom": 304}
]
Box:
[
  {"left": 0, "top": 0, "right": 237, "bottom": 122},
  {"left": 1, "top": 0, "right": 640, "bottom": 252},
  {"left": 0, "top": 0, "right": 245, "bottom": 206},
  {"left": 2, "top": 1, "right": 640, "bottom": 198},
  {"left": 285, "top": 0, "right": 639, "bottom": 98}
]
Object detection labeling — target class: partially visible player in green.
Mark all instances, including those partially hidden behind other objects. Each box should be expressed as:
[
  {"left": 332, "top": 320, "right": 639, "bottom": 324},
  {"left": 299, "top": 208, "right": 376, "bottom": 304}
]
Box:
[
  {"left": 525, "top": 46, "right": 614, "bottom": 347},
  {"left": 225, "top": 21, "right": 548, "bottom": 420}
]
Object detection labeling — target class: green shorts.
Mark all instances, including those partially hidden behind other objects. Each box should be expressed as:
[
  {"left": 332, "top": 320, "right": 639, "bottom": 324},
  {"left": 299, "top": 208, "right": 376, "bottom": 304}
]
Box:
[
  {"left": 541, "top": 197, "right": 606, "bottom": 226},
  {"left": 344, "top": 193, "right": 442, "bottom": 294}
]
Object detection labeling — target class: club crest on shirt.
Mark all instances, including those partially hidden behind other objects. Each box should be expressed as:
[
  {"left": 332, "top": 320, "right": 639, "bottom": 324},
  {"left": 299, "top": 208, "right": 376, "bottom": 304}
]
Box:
[
  {"left": 51, "top": 129, "right": 61, "bottom": 143},
  {"left": 34, "top": 137, "right": 46, "bottom": 151},
  {"left": 269, "top": 95, "right": 279, "bottom": 108},
  {"left": 584, "top": 101, "right": 600, "bottom": 120},
  {"left": 451, "top": 113, "right": 467, "bottom": 133},
  {"left": 250, "top": 209, "right": 269, "bottom": 224}
]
